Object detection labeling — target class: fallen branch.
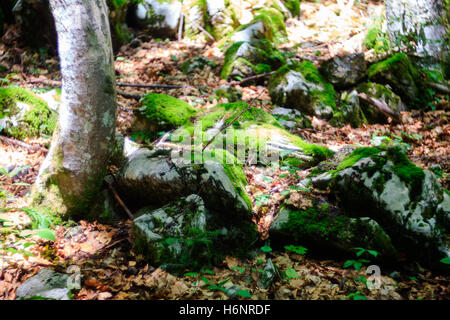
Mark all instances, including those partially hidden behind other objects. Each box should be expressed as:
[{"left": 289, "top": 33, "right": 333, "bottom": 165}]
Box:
[
  {"left": 229, "top": 71, "right": 275, "bottom": 86},
  {"left": 0, "top": 135, "right": 47, "bottom": 153},
  {"left": 26, "top": 78, "right": 187, "bottom": 90},
  {"left": 105, "top": 179, "right": 134, "bottom": 220},
  {"left": 357, "top": 93, "right": 403, "bottom": 124},
  {"left": 194, "top": 23, "right": 215, "bottom": 41},
  {"left": 428, "top": 81, "right": 450, "bottom": 95}
]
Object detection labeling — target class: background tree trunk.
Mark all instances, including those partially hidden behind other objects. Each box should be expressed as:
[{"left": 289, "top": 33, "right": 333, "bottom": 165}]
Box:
[{"left": 33, "top": 0, "right": 117, "bottom": 218}]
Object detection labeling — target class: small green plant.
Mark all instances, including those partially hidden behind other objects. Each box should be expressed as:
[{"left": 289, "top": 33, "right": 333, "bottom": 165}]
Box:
[
  {"left": 284, "top": 245, "right": 308, "bottom": 255},
  {"left": 440, "top": 257, "right": 450, "bottom": 264},
  {"left": 347, "top": 291, "right": 367, "bottom": 300}
]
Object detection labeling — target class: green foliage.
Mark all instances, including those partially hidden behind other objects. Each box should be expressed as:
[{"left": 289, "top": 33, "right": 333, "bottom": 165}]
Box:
[
  {"left": 347, "top": 291, "right": 367, "bottom": 300},
  {"left": 284, "top": 244, "right": 308, "bottom": 255},
  {"left": 0, "top": 87, "right": 57, "bottom": 139},
  {"left": 440, "top": 257, "right": 450, "bottom": 264},
  {"left": 364, "top": 27, "right": 390, "bottom": 53}
]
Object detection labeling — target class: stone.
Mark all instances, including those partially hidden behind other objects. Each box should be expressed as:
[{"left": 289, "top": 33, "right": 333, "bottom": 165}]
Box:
[
  {"left": 269, "top": 62, "right": 337, "bottom": 120},
  {"left": 271, "top": 107, "right": 311, "bottom": 130},
  {"left": 356, "top": 82, "right": 407, "bottom": 124},
  {"left": 312, "top": 146, "right": 450, "bottom": 263},
  {"left": 15, "top": 269, "right": 73, "bottom": 300},
  {"left": 131, "top": 93, "right": 197, "bottom": 137},
  {"left": 337, "top": 89, "right": 366, "bottom": 128},
  {"left": 133, "top": 194, "right": 258, "bottom": 270},
  {"left": 269, "top": 204, "right": 397, "bottom": 258},
  {"left": 117, "top": 148, "right": 252, "bottom": 217},
  {"left": 367, "top": 53, "right": 425, "bottom": 106},
  {"left": 319, "top": 53, "right": 367, "bottom": 89},
  {"left": 220, "top": 39, "right": 285, "bottom": 80}
]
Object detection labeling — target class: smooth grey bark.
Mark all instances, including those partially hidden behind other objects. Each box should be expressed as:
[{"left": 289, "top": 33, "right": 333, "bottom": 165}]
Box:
[
  {"left": 33, "top": 0, "right": 117, "bottom": 218},
  {"left": 385, "top": 0, "right": 448, "bottom": 68}
]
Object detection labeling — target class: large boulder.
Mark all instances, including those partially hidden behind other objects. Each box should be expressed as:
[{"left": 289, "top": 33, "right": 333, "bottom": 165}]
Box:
[
  {"left": 135, "top": 0, "right": 182, "bottom": 38},
  {"left": 357, "top": 82, "right": 407, "bottom": 124},
  {"left": 311, "top": 146, "right": 450, "bottom": 263},
  {"left": 270, "top": 204, "right": 397, "bottom": 258},
  {"left": 133, "top": 194, "right": 258, "bottom": 270},
  {"left": 319, "top": 53, "right": 367, "bottom": 89},
  {"left": 367, "top": 53, "right": 426, "bottom": 106},
  {"left": 269, "top": 62, "right": 337, "bottom": 120},
  {"left": 0, "top": 87, "right": 57, "bottom": 139},
  {"left": 385, "top": 0, "right": 448, "bottom": 75},
  {"left": 117, "top": 147, "right": 252, "bottom": 218},
  {"left": 170, "top": 101, "right": 333, "bottom": 168},
  {"left": 15, "top": 268, "right": 79, "bottom": 300}
]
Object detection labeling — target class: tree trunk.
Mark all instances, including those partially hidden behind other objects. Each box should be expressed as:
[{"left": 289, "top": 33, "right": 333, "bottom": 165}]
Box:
[
  {"left": 385, "top": 0, "right": 448, "bottom": 72},
  {"left": 32, "top": 0, "right": 117, "bottom": 219}
]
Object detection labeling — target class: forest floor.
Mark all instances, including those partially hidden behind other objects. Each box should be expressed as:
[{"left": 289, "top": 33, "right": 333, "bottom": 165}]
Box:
[{"left": 0, "top": 0, "right": 449, "bottom": 300}]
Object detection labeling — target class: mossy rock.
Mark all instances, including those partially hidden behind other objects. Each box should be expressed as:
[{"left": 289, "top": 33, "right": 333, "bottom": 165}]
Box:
[
  {"left": 310, "top": 146, "right": 450, "bottom": 264},
  {"left": 0, "top": 87, "right": 57, "bottom": 139},
  {"left": 171, "top": 101, "right": 332, "bottom": 168},
  {"left": 332, "top": 90, "right": 367, "bottom": 128},
  {"left": 357, "top": 82, "right": 407, "bottom": 124},
  {"left": 132, "top": 93, "right": 197, "bottom": 137},
  {"left": 269, "top": 203, "right": 397, "bottom": 258},
  {"left": 117, "top": 147, "right": 252, "bottom": 218},
  {"left": 133, "top": 194, "right": 258, "bottom": 271},
  {"left": 220, "top": 39, "right": 285, "bottom": 80},
  {"left": 269, "top": 61, "right": 337, "bottom": 119},
  {"left": 367, "top": 53, "right": 429, "bottom": 107}
]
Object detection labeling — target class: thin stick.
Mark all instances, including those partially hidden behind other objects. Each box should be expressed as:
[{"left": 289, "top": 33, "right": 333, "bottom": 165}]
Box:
[
  {"left": 26, "top": 78, "right": 187, "bottom": 90},
  {"left": 357, "top": 93, "right": 403, "bottom": 124},
  {"left": 195, "top": 23, "right": 215, "bottom": 41},
  {"left": 202, "top": 90, "right": 264, "bottom": 151},
  {"left": 178, "top": 13, "right": 184, "bottom": 42},
  {"left": 116, "top": 82, "right": 187, "bottom": 89},
  {"left": 105, "top": 179, "right": 134, "bottom": 220},
  {"left": 0, "top": 135, "right": 46, "bottom": 152},
  {"left": 229, "top": 72, "right": 275, "bottom": 86}
]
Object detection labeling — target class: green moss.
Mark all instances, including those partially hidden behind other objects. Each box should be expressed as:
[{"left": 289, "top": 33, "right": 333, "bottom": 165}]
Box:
[
  {"left": 136, "top": 93, "right": 197, "bottom": 131},
  {"left": 367, "top": 53, "right": 429, "bottom": 106},
  {"left": 220, "top": 39, "right": 285, "bottom": 80},
  {"left": 364, "top": 27, "right": 390, "bottom": 53},
  {"left": 253, "top": 8, "right": 288, "bottom": 44},
  {"left": 297, "top": 61, "right": 336, "bottom": 108},
  {"left": 0, "top": 87, "right": 57, "bottom": 139},
  {"left": 385, "top": 147, "right": 425, "bottom": 195},
  {"left": 282, "top": 206, "right": 349, "bottom": 242},
  {"left": 336, "top": 147, "right": 382, "bottom": 171},
  {"left": 283, "top": 0, "right": 300, "bottom": 16},
  {"left": 269, "top": 62, "right": 337, "bottom": 112},
  {"left": 220, "top": 41, "right": 245, "bottom": 79}
]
